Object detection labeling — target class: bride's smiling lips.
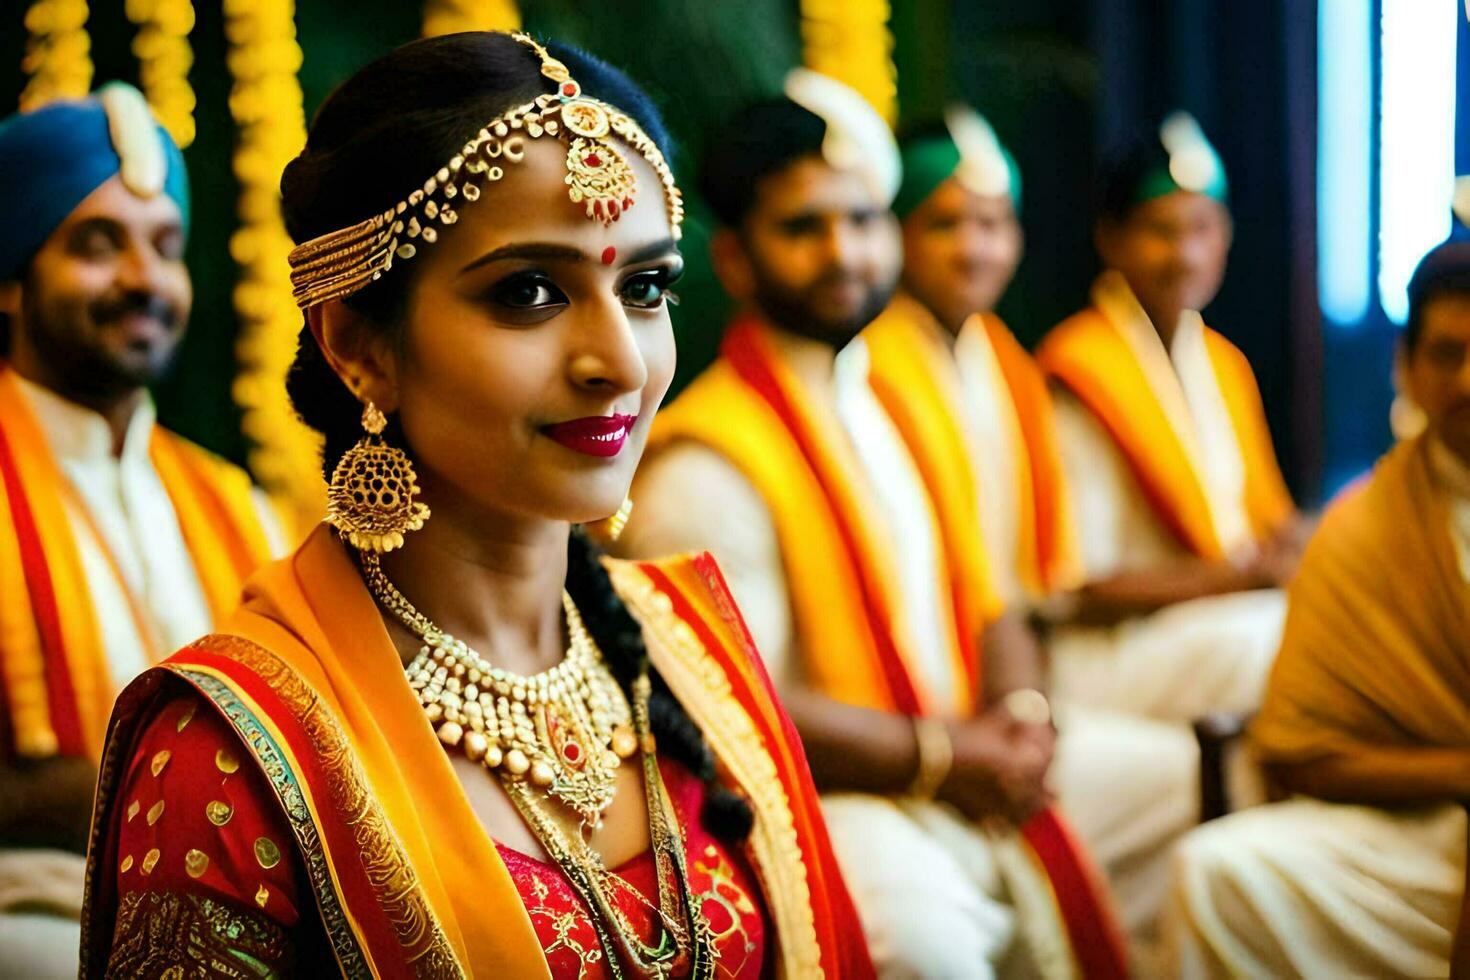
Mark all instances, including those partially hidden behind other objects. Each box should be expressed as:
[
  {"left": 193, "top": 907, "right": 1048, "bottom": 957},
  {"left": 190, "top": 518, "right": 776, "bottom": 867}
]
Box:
[{"left": 541, "top": 413, "right": 639, "bottom": 457}]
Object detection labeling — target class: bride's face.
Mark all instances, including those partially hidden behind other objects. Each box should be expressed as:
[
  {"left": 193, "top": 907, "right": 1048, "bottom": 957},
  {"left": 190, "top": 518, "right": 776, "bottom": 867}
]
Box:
[{"left": 374, "top": 136, "right": 681, "bottom": 525}]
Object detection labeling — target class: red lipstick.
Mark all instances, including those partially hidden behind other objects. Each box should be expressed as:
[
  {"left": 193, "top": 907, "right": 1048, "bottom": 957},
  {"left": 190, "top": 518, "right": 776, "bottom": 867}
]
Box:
[{"left": 542, "top": 414, "right": 637, "bottom": 457}]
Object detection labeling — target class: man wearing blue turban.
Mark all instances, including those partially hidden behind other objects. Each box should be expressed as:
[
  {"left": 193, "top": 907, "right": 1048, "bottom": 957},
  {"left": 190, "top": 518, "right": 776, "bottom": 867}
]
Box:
[{"left": 0, "top": 84, "right": 283, "bottom": 978}]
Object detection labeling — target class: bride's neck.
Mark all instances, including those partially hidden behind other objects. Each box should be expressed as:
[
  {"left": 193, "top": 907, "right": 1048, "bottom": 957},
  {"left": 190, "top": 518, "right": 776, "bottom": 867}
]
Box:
[{"left": 376, "top": 484, "right": 571, "bottom": 677}]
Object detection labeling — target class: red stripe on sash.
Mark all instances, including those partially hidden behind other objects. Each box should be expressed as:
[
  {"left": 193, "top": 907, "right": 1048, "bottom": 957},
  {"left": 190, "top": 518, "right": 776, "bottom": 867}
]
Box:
[
  {"left": 636, "top": 557, "right": 878, "bottom": 980},
  {"left": 721, "top": 320, "right": 923, "bottom": 715},
  {"left": 0, "top": 420, "right": 82, "bottom": 755},
  {"left": 1022, "top": 809, "right": 1130, "bottom": 979}
]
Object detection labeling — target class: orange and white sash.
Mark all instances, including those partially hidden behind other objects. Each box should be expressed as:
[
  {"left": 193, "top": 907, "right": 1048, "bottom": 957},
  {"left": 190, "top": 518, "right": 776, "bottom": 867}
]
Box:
[
  {"left": 1038, "top": 275, "right": 1292, "bottom": 560},
  {"left": 0, "top": 365, "right": 275, "bottom": 760},
  {"left": 865, "top": 296, "right": 1080, "bottom": 608}
]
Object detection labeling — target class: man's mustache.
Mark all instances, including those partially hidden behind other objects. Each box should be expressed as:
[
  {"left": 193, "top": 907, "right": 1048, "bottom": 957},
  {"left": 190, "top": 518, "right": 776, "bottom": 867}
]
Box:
[{"left": 89, "top": 291, "right": 182, "bottom": 331}]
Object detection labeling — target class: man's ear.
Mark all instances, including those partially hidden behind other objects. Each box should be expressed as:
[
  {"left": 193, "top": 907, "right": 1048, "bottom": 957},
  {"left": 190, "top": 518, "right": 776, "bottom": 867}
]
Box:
[
  {"left": 307, "top": 300, "right": 399, "bottom": 412},
  {"left": 710, "top": 228, "right": 756, "bottom": 302}
]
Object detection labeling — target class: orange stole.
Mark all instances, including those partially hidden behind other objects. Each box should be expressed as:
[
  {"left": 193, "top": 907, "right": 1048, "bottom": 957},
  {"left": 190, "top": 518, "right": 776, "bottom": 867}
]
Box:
[
  {"left": 1038, "top": 307, "right": 1292, "bottom": 559},
  {"left": 865, "top": 299, "right": 1080, "bottom": 608},
  {"left": 82, "top": 529, "right": 873, "bottom": 978},
  {"left": 981, "top": 314, "right": 1081, "bottom": 592},
  {"left": 650, "top": 315, "right": 971, "bottom": 716},
  {"left": 0, "top": 366, "right": 273, "bottom": 761},
  {"left": 863, "top": 300, "right": 997, "bottom": 650},
  {"left": 1251, "top": 435, "right": 1470, "bottom": 766}
]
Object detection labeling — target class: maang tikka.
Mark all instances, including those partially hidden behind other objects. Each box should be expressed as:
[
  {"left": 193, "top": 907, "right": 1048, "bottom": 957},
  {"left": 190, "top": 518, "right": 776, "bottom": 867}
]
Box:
[
  {"left": 326, "top": 401, "right": 430, "bottom": 552},
  {"left": 286, "top": 32, "right": 683, "bottom": 311}
]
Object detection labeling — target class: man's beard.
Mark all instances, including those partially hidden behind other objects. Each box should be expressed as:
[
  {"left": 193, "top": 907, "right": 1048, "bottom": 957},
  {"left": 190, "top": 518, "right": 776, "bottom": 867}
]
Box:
[
  {"left": 753, "top": 270, "right": 897, "bottom": 351},
  {"left": 21, "top": 284, "right": 185, "bottom": 403}
]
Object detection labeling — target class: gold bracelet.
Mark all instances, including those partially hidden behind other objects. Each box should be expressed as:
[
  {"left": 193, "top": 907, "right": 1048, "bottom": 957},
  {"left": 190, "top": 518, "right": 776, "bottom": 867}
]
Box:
[{"left": 907, "top": 716, "right": 953, "bottom": 799}]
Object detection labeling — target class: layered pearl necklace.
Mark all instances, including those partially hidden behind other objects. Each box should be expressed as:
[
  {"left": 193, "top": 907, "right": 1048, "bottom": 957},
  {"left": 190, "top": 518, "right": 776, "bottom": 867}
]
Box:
[
  {"left": 359, "top": 551, "right": 718, "bottom": 977},
  {"left": 361, "top": 552, "right": 638, "bottom": 829}
]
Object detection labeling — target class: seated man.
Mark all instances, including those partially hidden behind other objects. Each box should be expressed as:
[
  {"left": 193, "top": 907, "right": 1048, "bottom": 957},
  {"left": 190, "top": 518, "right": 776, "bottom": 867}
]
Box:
[
  {"left": 865, "top": 107, "right": 1199, "bottom": 964},
  {"left": 1167, "top": 238, "right": 1470, "bottom": 978},
  {"left": 0, "top": 85, "right": 286, "bottom": 978},
  {"left": 622, "top": 74, "right": 1128, "bottom": 977},
  {"left": 1037, "top": 114, "right": 1305, "bottom": 722}
]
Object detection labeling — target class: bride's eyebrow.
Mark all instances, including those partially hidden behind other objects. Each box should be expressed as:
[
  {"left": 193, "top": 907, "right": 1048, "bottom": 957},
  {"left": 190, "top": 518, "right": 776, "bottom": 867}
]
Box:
[
  {"left": 618, "top": 237, "right": 678, "bottom": 265},
  {"left": 457, "top": 242, "right": 587, "bottom": 276}
]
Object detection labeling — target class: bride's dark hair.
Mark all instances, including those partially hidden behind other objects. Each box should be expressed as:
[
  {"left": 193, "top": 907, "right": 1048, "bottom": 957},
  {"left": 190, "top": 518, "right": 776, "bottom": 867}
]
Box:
[{"left": 280, "top": 31, "right": 753, "bottom": 841}]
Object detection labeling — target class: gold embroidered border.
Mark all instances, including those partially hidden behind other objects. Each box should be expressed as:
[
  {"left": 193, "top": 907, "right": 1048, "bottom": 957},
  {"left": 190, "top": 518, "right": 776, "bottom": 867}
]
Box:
[
  {"left": 105, "top": 888, "right": 292, "bottom": 977},
  {"left": 606, "top": 561, "right": 825, "bottom": 979},
  {"left": 81, "top": 670, "right": 166, "bottom": 975},
  {"left": 177, "top": 635, "right": 463, "bottom": 978},
  {"left": 174, "top": 665, "right": 369, "bottom": 978}
]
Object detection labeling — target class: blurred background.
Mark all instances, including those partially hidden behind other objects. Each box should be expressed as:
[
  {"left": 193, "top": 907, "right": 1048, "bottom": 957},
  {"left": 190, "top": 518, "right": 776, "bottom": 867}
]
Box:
[{"left": 5, "top": 0, "right": 1468, "bottom": 517}]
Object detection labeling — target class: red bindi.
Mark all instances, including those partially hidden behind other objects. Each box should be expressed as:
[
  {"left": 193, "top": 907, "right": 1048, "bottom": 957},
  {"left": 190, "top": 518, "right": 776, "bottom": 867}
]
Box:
[{"left": 601, "top": 246, "right": 616, "bottom": 265}]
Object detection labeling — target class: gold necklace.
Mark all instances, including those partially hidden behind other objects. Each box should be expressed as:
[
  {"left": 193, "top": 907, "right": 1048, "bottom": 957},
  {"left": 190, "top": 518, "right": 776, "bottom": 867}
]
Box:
[
  {"left": 359, "top": 552, "right": 717, "bottom": 977},
  {"left": 362, "top": 552, "right": 638, "bottom": 828},
  {"left": 504, "top": 672, "right": 717, "bottom": 979}
]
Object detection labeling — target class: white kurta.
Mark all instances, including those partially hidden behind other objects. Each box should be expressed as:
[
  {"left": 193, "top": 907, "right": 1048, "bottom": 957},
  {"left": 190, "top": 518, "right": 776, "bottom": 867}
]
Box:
[
  {"left": 626, "top": 332, "right": 1198, "bottom": 973},
  {"left": 1045, "top": 276, "right": 1286, "bottom": 723}
]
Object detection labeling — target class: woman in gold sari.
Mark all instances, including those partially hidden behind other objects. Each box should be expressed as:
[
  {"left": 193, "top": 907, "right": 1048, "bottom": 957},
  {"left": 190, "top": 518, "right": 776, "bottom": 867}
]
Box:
[{"left": 78, "top": 31, "right": 871, "bottom": 978}]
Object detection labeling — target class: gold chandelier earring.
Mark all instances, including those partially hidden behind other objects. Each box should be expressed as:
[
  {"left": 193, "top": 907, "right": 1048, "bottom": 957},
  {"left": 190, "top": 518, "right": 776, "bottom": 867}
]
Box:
[{"left": 326, "top": 400, "right": 430, "bottom": 553}]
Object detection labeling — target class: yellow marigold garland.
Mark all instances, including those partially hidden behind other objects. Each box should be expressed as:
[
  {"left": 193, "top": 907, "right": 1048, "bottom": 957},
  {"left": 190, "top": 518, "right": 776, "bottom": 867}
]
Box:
[
  {"left": 18, "top": 0, "right": 93, "bottom": 111},
  {"left": 224, "top": 0, "right": 323, "bottom": 528},
  {"left": 799, "top": 0, "right": 897, "bottom": 127},
  {"left": 422, "top": 0, "right": 520, "bottom": 37},
  {"left": 124, "top": 0, "right": 195, "bottom": 148}
]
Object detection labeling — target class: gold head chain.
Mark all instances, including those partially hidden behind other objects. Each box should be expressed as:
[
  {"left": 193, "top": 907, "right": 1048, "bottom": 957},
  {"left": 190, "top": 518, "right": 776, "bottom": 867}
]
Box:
[{"left": 286, "top": 32, "right": 684, "bottom": 310}]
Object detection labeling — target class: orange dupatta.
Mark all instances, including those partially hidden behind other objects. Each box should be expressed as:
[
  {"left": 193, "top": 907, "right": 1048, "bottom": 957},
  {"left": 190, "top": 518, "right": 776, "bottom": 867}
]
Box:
[
  {"left": 79, "top": 527, "right": 873, "bottom": 978},
  {"left": 1037, "top": 303, "right": 1292, "bottom": 559},
  {"left": 0, "top": 365, "right": 274, "bottom": 761}
]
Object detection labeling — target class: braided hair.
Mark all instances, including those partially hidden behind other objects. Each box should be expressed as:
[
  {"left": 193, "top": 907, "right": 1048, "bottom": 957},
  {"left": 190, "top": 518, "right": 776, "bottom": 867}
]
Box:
[{"left": 280, "top": 31, "right": 752, "bottom": 841}]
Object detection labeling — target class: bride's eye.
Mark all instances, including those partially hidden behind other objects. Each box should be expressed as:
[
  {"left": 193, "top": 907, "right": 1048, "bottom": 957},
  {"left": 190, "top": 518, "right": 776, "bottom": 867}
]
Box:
[
  {"left": 621, "top": 266, "right": 682, "bottom": 309},
  {"left": 490, "top": 272, "right": 568, "bottom": 310}
]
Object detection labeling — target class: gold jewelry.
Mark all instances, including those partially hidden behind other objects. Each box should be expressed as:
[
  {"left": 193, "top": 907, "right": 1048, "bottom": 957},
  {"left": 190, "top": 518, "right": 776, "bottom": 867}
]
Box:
[
  {"left": 325, "top": 401, "right": 430, "bottom": 553},
  {"left": 583, "top": 496, "right": 634, "bottom": 546},
  {"left": 908, "top": 715, "right": 953, "bottom": 799},
  {"left": 360, "top": 555, "right": 716, "bottom": 976},
  {"left": 363, "top": 551, "right": 637, "bottom": 828},
  {"left": 503, "top": 672, "right": 717, "bottom": 979},
  {"left": 287, "top": 32, "right": 684, "bottom": 310}
]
